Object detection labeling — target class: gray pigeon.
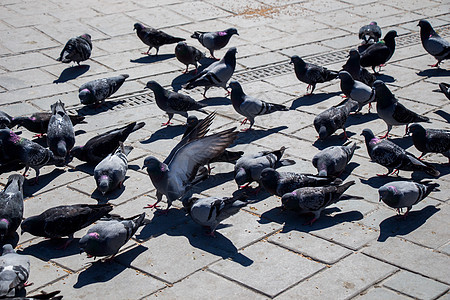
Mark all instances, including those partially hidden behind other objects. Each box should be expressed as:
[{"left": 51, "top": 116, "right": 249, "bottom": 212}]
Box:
[
  {"left": 0, "top": 245, "right": 30, "bottom": 298},
  {"left": 359, "top": 21, "right": 382, "bottom": 45},
  {"left": 142, "top": 113, "right": 239, "bottom": 212},
  {"left": 281, "top": 181, "right": 356, "bottom": 225},
  {"left": 360, "top": 30, "right": 398, "bottom": 74},
  {"left": 191, "top": 28, "right": 239, "bottom": 59},
  {"left": 234, "top": 146, "right": 296, "bottom": 188},
  {"left": 418, "top": 20, "right": 450, "bottom": 67},
  {"left": 184, "top": 47, "right": 237, "bottom": 98},
  {"left": 342, "top": 49, "right": 376, "bottom": 87},
  {"left": 313, "top": 98, "right": 358, "bottom": 140},
  {"left": 134, "top": 23, "right": 185, "bottom": 56},
  {"left": 12, "top": 113, "right": 85, "bottom": 138},
  {"left": 47, "top": 100, "right": 75, "bottom": 159},
  {"left": 379, "top": 181, "right": 439, "bottom": 216},
  {"left": 312, "top": 143, "right": 357, "bottom": 177},
  {"left": 260, "top": 168, "right": 342, "bottom": 197},
  {"left": 439, "top": 83, "right": 450, "bottom": 100},
  {"left": 0, "top": 111, "right": 14, "bottom": 129},
  {"left": 339, "top": 71, "right": 375, "bottom": 113},
  {"left": 361, "top": 128, "right": 439, "bottom": 177},
  {"left": 175, "top": 42, "right": 205, "bottom": 74},
  {"left": 94, "top": 142, "right": 132, "bottom": 195},
  {"left": 229, "top": 81, "right": 288, "bottom": 131},
  {"left": 407, "top": 123, "right": 450, "bottom": 163},
  {"left": 145, "top": 80, "right": 207, "bottom": 126},
  {"left": 79, "top": 213, "right": 146, "bottom": 259},
  {"left": 0, "top": 174, "right": 24, "bottom": 241},
  {"left": 56, "top": 34, "right": 92, "bottom": 65},
  {"left": 374, "top": 80, "right": 429, "bottom": 138},
  {"left": 78, "top": 74, "right": 129, "bottom": 106},
  {"left": 290, "top": 55, "right": 338, "bottom": 95},
  {"left": 183, "top": 193, "right": 248, "bottom": 237}
]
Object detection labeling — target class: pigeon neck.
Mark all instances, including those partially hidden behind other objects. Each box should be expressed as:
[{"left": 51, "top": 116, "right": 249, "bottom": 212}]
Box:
[{"left": 230, "top": 88, "right": 244, "bottom": 108}]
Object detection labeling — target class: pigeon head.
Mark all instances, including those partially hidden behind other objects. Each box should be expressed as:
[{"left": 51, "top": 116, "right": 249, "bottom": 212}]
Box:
[
  {"left": 182, "top": 196, "right": 198, "bottom": 213},
  {"left": 143, "top": 156, "right": 167, "bottom": 176},
  {"left": 51, "top": 100, "right": 66, "bottom": 115},
  {"left": 80, "top": 34, "right": 91, "bottom": 42},
  {"left": 1, "top": 244, "right": 14, "bottom": 255},
  {"left": 0, "top": 219, "right": 9, "bottom": 240},
  {"left": 373, "top": 80, "right": 393, "bottom": 102},
  {"left": 79, "top": 232, "right": 100, "bottom": 254},
  {"left": 186, "top": 115, "right": 199, "bottom": 128},
  {"left": 417, "top": 20, "right": 433, "bottom": 32},
  {"left": 290, "top": 55, "right": 305, "bottom": 66},
  {"left": 384, "top": 30, "right": 398, "bottom": 41},
  {"left": 406, "top": 123, "right": 425, "bottom": 136},
  {"left": 260, "top": 168, "right": 279, "bottom": 194},
  {"left": 338, "top": 71, "right": 354, "bottom": 83},
  {"left": 318, "top": 125, "right": 330, "bottom": 140},
  {"left": 5, "top": 174, "right": 24, "bottom": 193},
  {"left": 370, "top": 21, "right": 378, "bottom": 26},
  {"left": 360, "top": 128, "right": 376, "bottom": 144},
  {"left": 224, "top": 47, "right": 237, "bottom": 64},
  {"left": 348, "top": 49, "right": 359, "bottom": 58},
  {"left": 191, "top": 31, "right": 202, "bottom": 39},
  {"left": 97, "top": 175, "right": 111, "bottom": 195},
  {"left": 281, "top": 191, "right": 300, "bottom": 210},
  {"left": 378, "top": 185, "right": 400, "bottom": 207},
  {"left": 234, "top": 167, "right": 250, "bottom": 186},
  {"left": 133, "top": 23, "right": 144, "bottom": 31},
  {"left": 20, "top": 216, "right": 42, "bottom": 236},
  {"left": 228, "top": 81, "right": 243, "bottom": 97},
  {"left": 78, "top": 88, "right": 94, "bottom": 105},
  {"left": 176, "top": 41, "right": 188, "bottom": 51},
  {"left": 225, "top": 28, "right": 239, "bottom": 36},
  {"left": 144, "top": 80, "right": 163, "bottom": 92},
  {"left": 69, "top": 146, "right": 86, "bottom": 162}
]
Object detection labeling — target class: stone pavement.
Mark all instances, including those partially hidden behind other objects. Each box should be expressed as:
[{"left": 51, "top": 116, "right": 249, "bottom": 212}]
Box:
[{"left": 0, "top": 0, "right": 449, "bottom": 299}]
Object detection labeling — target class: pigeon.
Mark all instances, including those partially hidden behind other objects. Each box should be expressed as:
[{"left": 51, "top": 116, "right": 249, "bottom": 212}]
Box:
[
  {"left": 56, "top": 34, "right": 92, "bottom": 65},
  {"left": 12, "top": 113, "right": 86, "bottom": 138},
  {"left": 133, "top": 23, "right": 185, "bottom": 56},
  {"left": 313, "top": 98, "right": 357, "bottom": 140},
  {"left": 312, "top": 143, "right": 357, "bottom": 177},
  {"left": 260, "top": 168, "right": 342, "bottom": 197},
  {"left": 94, "top": 142, "right": 132, "bottom": 195},
  {"left": 438, "top": 83, "right": 450, "bottom": 100},
  {"left": 407, "top": 123, "right": 450, "bottom": 163},
  {"left": 191, "top": 28, "right": 239, "bottom": 59},
  {"left": 0, "top": 111, "right": 14, "bottom": 129},
  {"left": 229, "top": 81, "right": 289, "bottom": 131},
  {"left": 0, "top": 244, "right": 30, "bottom": 298},
  {"left": 339, "top": 71, "right": 375, "bottom": 113},
  {"left": 374, "top": 80, "right": 429, "bottom": 138},
  {"left": 361, "top": 128, "right": 439, "bottom": 177},
  {"left": 359, "top": 21, "right": 382, "bottom": 45},
  {"left": 418, "top": 19, "right": 450, "bottom": 67},
  {"left": 234, "top": 146, "right": 296, "bottom": 188},
  {"left": 70, "top": 121, "right": 145, "bottom": 165},
  {"left": 360, "top": 30, "right": 398, "bottom": 74},
  {"left": 21, "top": 204, "right": 113, "bottom": 249},
  {"left": 184, "top": 47, "right": 237, "bottom": 98},
  {"left": 342, "top": 49, "right": 376, "bottom": 87},
  {"left": 290, "top": 55, "right": 338, "bottom": 95},
  {"left": 379, "top": 181, "right": 439, "bottom": 217},
  {"left": 175, "top": 42, "right": 205, "bottom": 74},
  {"left": 183, "top": 193, "right": 248, "bottom": 237},
  {"left": 144, "top": 80, "right": 207, "bottom": 126},
  {"left": 142, "top": 112, "right": 238, "bottom": 212},
  {"left": 0, "top": 129, "right": 65, "bottom": 183},
  {"left": 78, "top": 74, "right": 129, "bottom": 106},
  {"left": 0, "top": 174, "right": 24, "bottom": 241},
  {"left": 281, "top": 181, "right": 356, "bottom": 225},
  {"left": 47, "top": 100, "right": 75, "bottom": 159},
  {"left": 14, "top": 290, "right": 63, "bottom": 300},
  {"left": 79, "top": 213, "right": 145, "bottom": 259}
]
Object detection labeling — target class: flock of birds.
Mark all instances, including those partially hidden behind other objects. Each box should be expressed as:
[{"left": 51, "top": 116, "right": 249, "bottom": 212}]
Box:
[{"left": 0, "top": 18, "right": 449, "bottom": 299}]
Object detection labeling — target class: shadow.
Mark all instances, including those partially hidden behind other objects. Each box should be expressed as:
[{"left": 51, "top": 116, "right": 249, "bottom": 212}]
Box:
[
  {"left": 360, "top": 175, "right": 412, "bottom": 189},
  {"left": 130, "top": 54, "right": 175, "bottom": 64},
  {"left": 417, "top": 68, "right": 450, "bottom": 78},
  {"left": 377, "top": 206, "right": 440, "bottom": 242},
  {"left": 90, "top": 176, "right": 129, "bottom": 203},
  {"left": 375, "top": 73, "right": 395, "bottom": 83},
  {"left": 192, "top": 170, "right": 235, "bottom": 195},
  {"left": 53, "top": 65, "right": 90, "bottom": 84},
  {"left": 290, "top": 92, "right": 341, "bottom": 110},
  {"left": 128, "top": 164, "right": 141, "bottom": 171},
  {"left": 345, "top": 112, "right": 379, "bottom": 127},
  {"left": 135, "top": 208, "right": 188, "bottom": 241},
  {"left": 70, "top": 163, "right": 94, "bottom": 175},
  {"left": 20, "top": 238, "right": 81, "bottom": 260},
  {"left": 139, "top": 124, "right": 185, "bottom": 144},
  {"left": 312, "top": 131, "right": 357, "bottom": 150},
  {"left": 24, "top": 168, "right": 66, "bottom": 196},
  {"left": 170, "top": 58, "right": 216, "bottom": 92},
  {"left": 198, "top": 96, "right": 231, "bottom": 107},
  {"left": 388, "top": 136, "right": 414, "bottom": 149},
  {"left": 233, "top": 126, "right": 288, "bottom": 146},
  {"left": 75, "top": 100, "right": 126, "bottom": 116},
  {"left": 75, "top": 129, "right": 86, "bottom": 136},
  {"left": 340, "top": 162, "right": 360, "bottom": 180},
  {"left": 434, "top": 110, "right": 450, "bottom": 123}
]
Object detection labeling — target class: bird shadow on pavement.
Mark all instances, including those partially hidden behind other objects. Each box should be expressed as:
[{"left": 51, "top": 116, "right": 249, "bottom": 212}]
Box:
[
  {"left": 75, "top": 100, "right": 126, "bottom": 116},
  {"left": 434, "top": 110, "right": 450, "bottom": 123},
  {"left": 135, "top": 208, "right": 188, "bottom": 241},
  {"left": 375, "top": 73, "right": 395, "bottom": 83},
  {"left": 139, "top": 124, "right": 185, "bottom": 144},
  {"left": 312, "top": 132, "right": 357, "bottom": 150},
  {"left": 130, "top": 54, "right": 175, "bottom": 64},
  {"left": 0, "top": 233, "right": 19, "bottom": 248},
  {"left": 192, "top": 170, "right": 235, "bottom": 195},
  {"left": 23, "top": 168, "right": 66, "bottom": 196},
  {"left": 345, "top": 112, "right": 379, "bottom": 126},
  {"left": 377, "top": 205, "right": 440, "bottom": 242},
  {"left": 171, "top": 59, "right": 216, "bottom": 92},
  {"left": 70, "top": 163, "right": 94, "bottom": 176},
  {"left": 340, "top": 162, "right": 360, "bottom": 180},
  {"left": 361, "top": 175, "right": 419, "bottom": 189},
  {"left": 90, "top": 177, "right": 129, "bottom": 203},
  {"left": 53, "top": 65, "right": 90, "bottom": 84},
  {"left": 387, "top": 136, "right": 414, "bottom": 149},
  {"left": 290, "top": 92, "right": 341, "bottom": 110},
  {"left": 416, "top": 68, "right": 450, "bottom": 78},
  {"left": 198, "top": 96, "right": 231, "bottom": 107},
  {"left": 20, "top": 237, "right": 81, "bottom": 260},
  {"left": 233, "top": 126, "right": 288, "bottom": 146}
]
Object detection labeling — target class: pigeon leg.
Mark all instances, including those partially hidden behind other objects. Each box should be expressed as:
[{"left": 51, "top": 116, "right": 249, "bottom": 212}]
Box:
[
  {"left": 404, "top": 124, "right": 410, "bottom": 136},
  {"left": 57, "top": 237, "right": 73, "bottom": 250},
  {"left": 154, "top": 47, "right": 159, "bottom": 56},
  {"left": 429, "top": 61, "right": 440, "bottom": 68},
  {"left": 377, "top": 169, "right": 394, "bottom": 177},
  {"left": 380, "top": 125, "right": 392, "bottom": 139},
  {"left": 341, "top": 94, "right": 348, "bottom": 99},
  {"left": 205, "top": 230, "right": 216, "bottom": 238},
  {"left": 372, "top": 66, "right": 379, "bottom": 75},
  {"left": 162, "top": 114, "right": 174, "bottom": 126},
  {"left": 207, "top": 164, "right": 215, "bottom": 174},
  {"left": 202, "top": 87, "right": 210, "bottom": 98},
  {"left": 32, "top": 133, "right": 44, "bottom": 138},
  {"left": 239, "top": 182, "right": 250, "bottom": 189},
  {"left": 224, "top": 88, "right": 231, "bottom": 96},
  {"left": 303, "top": 217, "right": 317, "bottom": 226},
  {"left": 29, "top": 169, "right": 40, "bottom": 185},
  {"left": 240, "top": 118, "right": 248, "bottom": 125},
  {"left": 23, "top": 281, "right": 33, "bottom": 287},
  {"left": 194, "top": 66, "right": 198, "bottom": 75},
  {"left": 144, "top": 192, "right": 162, "bottom": 209},
  {"left": 392, "top": 169, "right": 400, "bottom": 176},
  {"left": 22, "top": 166, "right": 30, "bottom": 177},
  {"left": 182, "top": 66, "right": 189, "bottom": 74},
  {"left": 142, "top": 47, "right": 152, "bottom": 55},
  {"left": 341, "top": 129, "right": 349, "bottom": 140},
  {"left": 368, "top": 102, "right": 372, "bottom": 113}
]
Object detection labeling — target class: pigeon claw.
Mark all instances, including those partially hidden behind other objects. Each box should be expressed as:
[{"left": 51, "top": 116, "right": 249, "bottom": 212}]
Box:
[
  {"left": 205, "top": 231, "right": 216, "bottom": 238},
  {"left": 144, "top": 203, "right": 160, "bottom": 209},
  {"left": 429, "top": 61, "right": 440, "bottom": 68},
  {"left": 303, "top": 217, "right": 317, "bottom": 226},
  {"left": 161, "top": 121, "right": 173, "bottom": 126},
  {"left": 32, "top": 133, "right": 45, "bottom": 138},
  {"left": 240, "top": 118, "right": 248, "bottom": 125}
]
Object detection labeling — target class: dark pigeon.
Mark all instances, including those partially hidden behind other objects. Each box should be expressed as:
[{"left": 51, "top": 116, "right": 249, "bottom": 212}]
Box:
[
  {"left": 21, "top": 204, "right": 113, "bottom": 249},
  {"left": 407, "top": 123, "right": 450, "bottom": 163},
  {"left": 360, "top": 30, "right": 398, "bottom": 74},
  {"left": 342, "top": 49, "right": 376, "bottom": 87},
  {"left": 234, "top": 146, "right": 296, "bottom": 188},
  {"left": 281, "top": 181, "right": 356, "bottom": 225},
  {"left": 374, "top": 80, "right": 429, "bottom": 138},
  {"left": 418, "top": 19, "right": 450, "bottom": 67},
  {"left": 12, "top": 113, "right": 85, "bottom": 137},
  {"left": 313, "top": 98, "right": 357, "bottom": 140},
  {"left": 191, "top": 28, "right": 239, "bottom": 59},
  {"left": 0, "top": 244, "right": 30, "bottom": 298},
  {"left": 145, "top": 80, "right": 206, "bottom": 126},
  {"left": 260, "top": 167, "right": 342, "bottom": 197},
  {"left": 184, "top": 47, "right": 237, "bottom": 98},
  {"left": 290, "top": 55, "right": 338, "bottom": 95},
  {"left": 359, "top": 21, "right": 382, "bottom": 45},
  {"left": 439, "top": 83, "right": 450, "bottom": 100},
  {"left": 0, "top": 111, "right": 14, "bottom": 129},
  {"left": 379, "top": 181, "right": 439, "bottom": 217},
  {"left": 312, "top": 143, "right": 357, "bottom": 177},
  {"left": 175, "top": 42, "right": 205, "bottom": 74},
  {"left": 339, "top": 71, "right": 375, "bottom": 113},
  {"left": 69, "top": 121, "right": 145, "bottom": 165},
  {"left": 56, "top": 33, "right": 92, "bottom": 65},
  {"left": 361, "top": 128, "right": 439, "bottom": 177},
  {"left": 79, "top": 213, "right": 146, "bottom": 259},
  {"left": 229, "top": 81, "right": 288, "bottom": 131},
  {"left": 134, "top": 23, "right": 185, "bottom": 56},
  {"left": 78, "top": 74, "right": 129, "bottom": 106},
  {"left": 47, "top": 100, "right": 75, "bottom": 159},
  {"left": 0, "top": 174, "right": 24, "bottom": 241}
]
